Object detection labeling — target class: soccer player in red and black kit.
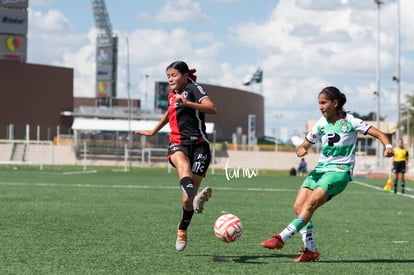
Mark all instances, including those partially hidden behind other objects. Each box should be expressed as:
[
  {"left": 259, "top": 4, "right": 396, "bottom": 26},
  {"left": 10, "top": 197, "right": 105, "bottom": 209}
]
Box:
[{"left": 136, "top": 61, "right": 217, "bottom": 252}]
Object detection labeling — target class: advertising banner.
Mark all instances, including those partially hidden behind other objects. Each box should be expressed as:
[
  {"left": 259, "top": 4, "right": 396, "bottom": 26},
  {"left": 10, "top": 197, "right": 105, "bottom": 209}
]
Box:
[
  {"left": 96, "top": 46, "right": 113, "bottom": 64},
  {"left": 154, "top": 81, "right": 169, "bottom": 112},
  {"left": 96, "top": 64, "right": 113, "bottom": 81},
  {"left": 0, "top": 8, "right": 28, "bottom": 35},
  {"left": 0, "top": 0, "right": 28, "bottom": 9},
  {"left": 97, "top": 36, "right": 113, "bottom": 47},
  {"left": 0, "top": 34, "right": 26, "bottom": 62},
  {"left": 96, "top": 80, "right": 112, "bottom": 98},
  {"left": 248, "top": 114, "right": 257, "bottom": 146}
]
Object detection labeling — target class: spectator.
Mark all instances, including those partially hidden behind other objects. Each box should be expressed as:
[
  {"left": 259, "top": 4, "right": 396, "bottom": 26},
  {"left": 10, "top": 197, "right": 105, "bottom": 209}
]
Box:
[{"left": 298, "top": 158, "right": 308, "bottom": 176}]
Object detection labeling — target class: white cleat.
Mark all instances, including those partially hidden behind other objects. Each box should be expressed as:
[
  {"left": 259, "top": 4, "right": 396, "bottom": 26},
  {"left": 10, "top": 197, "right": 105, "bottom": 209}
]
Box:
[
  {"left": 175, "top": 229, "right": 187, "bottom": 252},
  {"left": 193, "top": 187, "right": 212, "bottom": 214}
]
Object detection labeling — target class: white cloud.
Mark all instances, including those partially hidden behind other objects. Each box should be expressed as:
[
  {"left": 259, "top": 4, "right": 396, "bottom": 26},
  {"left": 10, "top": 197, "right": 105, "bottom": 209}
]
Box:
[
  {"left": 224, "top": 0, "right": 414, "bottom": 135},
  {"left": 26, "top": 0, "right": 414, "bottom": 137},
  {"left": 28, "top": 9, "right": 89, "bottom": 66},
  {"left": 137, "top": 0, "right": 211, "bottom": 24}
]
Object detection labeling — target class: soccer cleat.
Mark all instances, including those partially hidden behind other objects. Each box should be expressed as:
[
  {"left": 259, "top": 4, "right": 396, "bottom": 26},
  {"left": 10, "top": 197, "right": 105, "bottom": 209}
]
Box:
[
  {"left": 193, "top": 187, "right": 212, "bottom": 214},
  {"left": 261, "top": 234, "right": 285, "bottom": 250},
  {"left": 175, "top": 229, "right": 187, "bottom": 252},
  {"left": 293, "top": 248, "right": 320, "bottom": 263}
]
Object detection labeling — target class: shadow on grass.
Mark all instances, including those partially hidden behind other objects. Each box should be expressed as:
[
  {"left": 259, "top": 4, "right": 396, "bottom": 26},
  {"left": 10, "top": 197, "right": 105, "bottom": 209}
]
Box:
[
  {"left": 187, "top": 254, "right": 414, "bottom": 264},
  {"left": 231, "top": 253, "right": 297, "bottom": 264},
  {"left": 186, "top": 253, "right": 297, "bottom": 264},
  {"left": 319, "top": 259, "right": 414, "bottom": 264}
]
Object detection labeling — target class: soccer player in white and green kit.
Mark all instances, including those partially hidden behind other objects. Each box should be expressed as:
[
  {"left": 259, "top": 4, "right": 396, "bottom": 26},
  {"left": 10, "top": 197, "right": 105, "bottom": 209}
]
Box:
[{"left": 261, "top": 86, "right": 394, "bottom": 262}]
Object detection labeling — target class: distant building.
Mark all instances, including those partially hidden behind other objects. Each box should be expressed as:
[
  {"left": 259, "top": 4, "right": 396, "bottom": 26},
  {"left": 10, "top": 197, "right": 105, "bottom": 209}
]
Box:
[
  {"left": 0, "top": 61, "right": 264, "bottom": 142},
  {"left": 0, "top": 61, "right": 73, "bottom": 140}
]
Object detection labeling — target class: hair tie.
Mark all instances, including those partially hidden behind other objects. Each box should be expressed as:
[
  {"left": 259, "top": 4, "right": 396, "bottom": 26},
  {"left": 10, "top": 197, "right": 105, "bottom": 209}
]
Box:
[{"left": 188, "top": 68, "right": 197, "bottom": 81}]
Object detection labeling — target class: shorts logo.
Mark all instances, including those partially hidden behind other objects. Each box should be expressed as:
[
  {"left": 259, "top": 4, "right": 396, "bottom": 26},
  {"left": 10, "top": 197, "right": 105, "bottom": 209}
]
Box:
[
  {"left": 169, "top": 143, "right": 179, "bottom": 151},
  {"left": 192, "top": 153, "right": 208, "bottom": 174}
]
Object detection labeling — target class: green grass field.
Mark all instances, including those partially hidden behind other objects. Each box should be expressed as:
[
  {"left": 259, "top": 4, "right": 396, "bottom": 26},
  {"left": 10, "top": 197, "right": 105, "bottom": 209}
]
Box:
[{"left": 0, "top": 165, "right": 412, "bottom": 274}]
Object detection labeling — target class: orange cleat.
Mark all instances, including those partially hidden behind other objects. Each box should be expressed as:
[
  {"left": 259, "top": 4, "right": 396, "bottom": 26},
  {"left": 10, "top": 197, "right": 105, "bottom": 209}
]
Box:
[
  {"left": 293, "top": 248, "right": 320, "bottom": 262},
  {"left": 175, "top": 229, "right": 187, "bottom": 252},
  {"left": 261, "top": 234, "right": 285, "bottom": 250}
]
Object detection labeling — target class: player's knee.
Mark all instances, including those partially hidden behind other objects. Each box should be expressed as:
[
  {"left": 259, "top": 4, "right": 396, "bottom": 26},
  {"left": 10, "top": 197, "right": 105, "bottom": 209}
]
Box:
[
  {"left": 303, "top": 199, "right": 319, "bottom": 214},
  {"left": 293, "top": 202, "right": 302, "bottom": 214}
]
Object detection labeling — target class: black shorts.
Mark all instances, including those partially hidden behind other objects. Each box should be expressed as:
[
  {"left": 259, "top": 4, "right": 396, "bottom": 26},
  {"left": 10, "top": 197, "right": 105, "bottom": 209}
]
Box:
[
  {"left": 392, "top": 161, "right": 406, "bottom": 173},
  {"left": 168, "top": 142, "right": 211, "bottom": 176}
]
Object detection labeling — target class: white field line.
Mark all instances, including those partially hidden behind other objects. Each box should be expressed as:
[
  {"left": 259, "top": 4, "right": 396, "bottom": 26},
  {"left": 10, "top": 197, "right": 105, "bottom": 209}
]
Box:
[
  {"left": 62, "top": 170, "right": 98, "bottom": 175},
  {"left": 0, "top": 180, "right": 413, "bottom": 199},
  {"left": 352, "top": 180, "right": 414, "bottom": 199},
  {"left": 0, "top": 181, "right": 296, "bottom": 192}
]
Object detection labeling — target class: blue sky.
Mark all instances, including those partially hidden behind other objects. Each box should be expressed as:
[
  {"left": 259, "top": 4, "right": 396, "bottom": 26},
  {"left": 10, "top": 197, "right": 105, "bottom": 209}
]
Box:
[{"left": 27, "top": 0, "right": 414, "bottom": 140}]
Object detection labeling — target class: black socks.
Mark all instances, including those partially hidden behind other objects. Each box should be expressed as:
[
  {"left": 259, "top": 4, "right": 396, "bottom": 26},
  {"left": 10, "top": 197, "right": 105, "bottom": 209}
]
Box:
[
  {"left": 180, "top": 176, "right": 196, "bottom": 202},
  {"left": 178, "top": 208, "right": 194, "bottom": 230}
]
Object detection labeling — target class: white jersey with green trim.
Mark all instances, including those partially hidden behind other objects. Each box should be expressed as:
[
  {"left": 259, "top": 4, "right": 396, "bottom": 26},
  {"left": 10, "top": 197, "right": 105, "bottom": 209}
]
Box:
[{"left": 305, "top": 113, "right": 371, "bottom": 174}]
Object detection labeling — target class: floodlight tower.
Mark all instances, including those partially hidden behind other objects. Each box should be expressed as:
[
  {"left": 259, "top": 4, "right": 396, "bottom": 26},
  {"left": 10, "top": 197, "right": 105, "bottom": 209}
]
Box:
[
  {"left": 92, "top": 0, "right": 112, "bottom": 37},
  {"left": 92, "top": 0, "right": 118, "bottom": 107},
  {"left": 373, "top": 0, "right": 384, "bottom": 168}
]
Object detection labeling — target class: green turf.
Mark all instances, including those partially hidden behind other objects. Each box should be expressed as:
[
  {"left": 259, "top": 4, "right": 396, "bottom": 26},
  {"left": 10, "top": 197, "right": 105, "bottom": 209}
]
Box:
[{"left": 0, "top": 165, "right": 412, "bottom": 274}]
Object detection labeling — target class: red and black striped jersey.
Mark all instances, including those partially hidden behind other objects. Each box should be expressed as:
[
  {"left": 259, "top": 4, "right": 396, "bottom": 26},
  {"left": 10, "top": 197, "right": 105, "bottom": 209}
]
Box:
[{"left": 168, "top": 81, "right": 210, "bottom": 145}]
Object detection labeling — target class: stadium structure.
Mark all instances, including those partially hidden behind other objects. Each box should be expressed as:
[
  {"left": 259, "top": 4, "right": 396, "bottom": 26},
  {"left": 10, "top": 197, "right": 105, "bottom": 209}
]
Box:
[
  {"left": 0, "top": 0, "right": 265, "bottom": 161},
  {"left": 0, "top": 0, "right": 404, "bottom": 176}
]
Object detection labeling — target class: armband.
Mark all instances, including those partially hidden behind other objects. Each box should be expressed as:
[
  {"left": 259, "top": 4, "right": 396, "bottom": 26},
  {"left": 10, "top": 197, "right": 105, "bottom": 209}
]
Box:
[{"left": 385, "top": 144, "right": 393, "bottom": 149}]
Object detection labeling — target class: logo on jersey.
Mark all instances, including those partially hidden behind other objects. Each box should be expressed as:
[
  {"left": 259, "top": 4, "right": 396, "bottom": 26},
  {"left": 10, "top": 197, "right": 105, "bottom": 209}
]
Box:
[
  {"left": 340, "top": 122, "right": 348, "bottom": 133},
  {"left": 196, "top": 84, "right": 206, "bottom": 95},
  {"left": 336, "top": 165, "right": 346, "bottom": 170},
  {"left": 320, "top": 127, "right": 326, "bottom": 135}
]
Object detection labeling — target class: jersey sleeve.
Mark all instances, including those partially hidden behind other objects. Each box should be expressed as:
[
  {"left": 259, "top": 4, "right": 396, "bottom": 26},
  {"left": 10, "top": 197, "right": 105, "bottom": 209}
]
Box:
[
  {"left": 189, "top": 82, "right": 208, "bottom": 103},
  {"left": 351, "top": 116, "right": 371, "bottom": 135},
  {"left": 305, "top": 117, "right": 324, "bottom": 144}
]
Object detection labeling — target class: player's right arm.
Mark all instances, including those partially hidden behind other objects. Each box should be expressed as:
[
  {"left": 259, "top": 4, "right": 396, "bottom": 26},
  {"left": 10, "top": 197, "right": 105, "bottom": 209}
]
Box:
[
  {"left": 135, "top": 111, "right": 169, "bottom": 136},
  {"left": 297, "top": 119, "right": 320, "bottom": 157},
  {"left": 296, "top": 139, "right": 312, "bottom": 157}
]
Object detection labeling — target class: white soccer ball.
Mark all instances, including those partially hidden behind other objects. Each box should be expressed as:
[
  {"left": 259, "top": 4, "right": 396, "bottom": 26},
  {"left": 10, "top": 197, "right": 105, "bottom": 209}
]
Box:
[{"left": 214, "top": 214, "right": 243, "bottom": 243}]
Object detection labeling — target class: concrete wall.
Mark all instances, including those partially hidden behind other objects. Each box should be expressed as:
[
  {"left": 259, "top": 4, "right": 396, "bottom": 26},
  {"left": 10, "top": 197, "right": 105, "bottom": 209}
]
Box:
[{"left": 2, "top": 144, "right": 408, "bottom": 179}]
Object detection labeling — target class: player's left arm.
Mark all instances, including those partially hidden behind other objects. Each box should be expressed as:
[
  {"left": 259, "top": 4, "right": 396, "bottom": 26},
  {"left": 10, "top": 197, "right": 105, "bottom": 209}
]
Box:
[
  {"left": 196, "top": 97, "right": 217, "bottom": 114},
  {"left": 176, "top": 94, "right": 217, "bottom": 114},
  {"left": 366, "top": 126, "right": 393, "bottom": 157}
]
